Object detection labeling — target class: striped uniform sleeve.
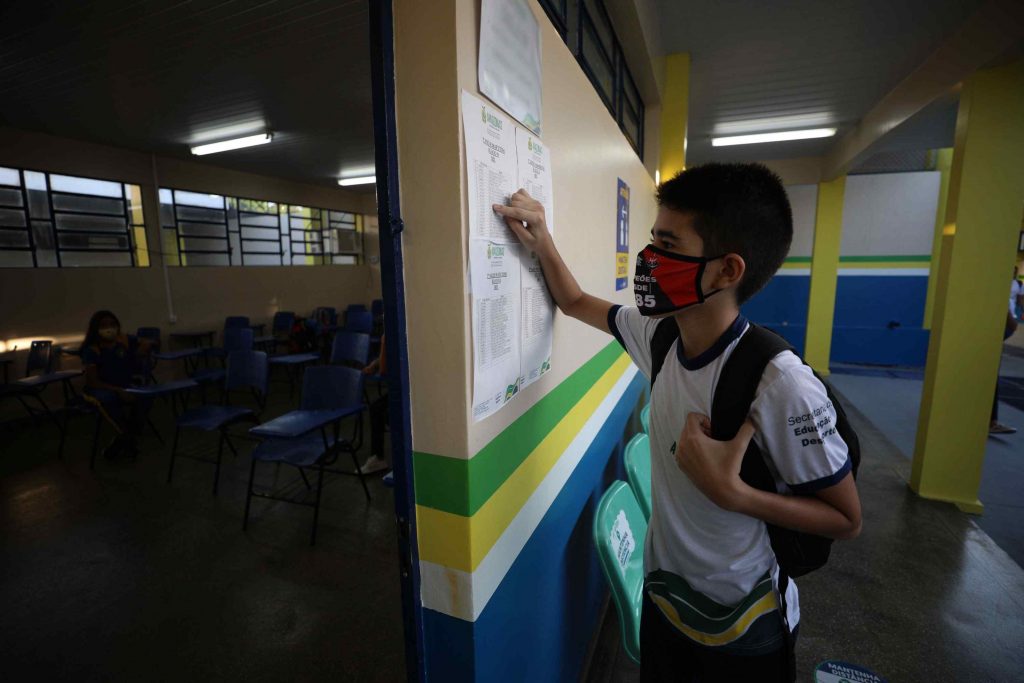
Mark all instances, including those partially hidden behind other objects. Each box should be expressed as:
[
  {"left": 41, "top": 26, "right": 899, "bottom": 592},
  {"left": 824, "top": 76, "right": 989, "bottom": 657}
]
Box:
[{"left": 749, "top": 360, "right": 851, "bottom": 493}]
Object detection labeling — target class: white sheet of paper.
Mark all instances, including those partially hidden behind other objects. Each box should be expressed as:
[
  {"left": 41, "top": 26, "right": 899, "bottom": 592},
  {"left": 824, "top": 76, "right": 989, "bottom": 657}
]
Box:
[
  {"left": 520, "top": 250, "right": 553, "bottom": 389},
  {"left": 515, "top": 128, "right": 554, "bottom": 236},
  {"left": 470, "top": 240, "right": 522, "bottom": 422},
  {"left": 463, "top": 91, "right": 518, "bottom": 243},
  {"left": 479, "top": 0, "right": 542, "bottom": 135},
  {"left": 611, "top": 509, "right": 636, "bottom": 570}
]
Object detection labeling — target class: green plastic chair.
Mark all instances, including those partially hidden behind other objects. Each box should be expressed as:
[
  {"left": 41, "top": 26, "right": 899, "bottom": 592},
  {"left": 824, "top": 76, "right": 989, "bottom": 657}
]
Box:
[
  {"left": 593, "top": 480, "right": 647, "bottom": 665},
  {"left": 624, "top": 433, "right": 652, "bottom": 521},
  {"left": 640, "top": 402, "right": 650, "bottom": 433}
]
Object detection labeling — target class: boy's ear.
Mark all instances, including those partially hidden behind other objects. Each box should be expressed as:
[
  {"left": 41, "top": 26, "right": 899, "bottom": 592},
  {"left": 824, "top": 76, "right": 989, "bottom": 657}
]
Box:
[{"left": 710, "top": 253, "right": 746, "bottom": 291}]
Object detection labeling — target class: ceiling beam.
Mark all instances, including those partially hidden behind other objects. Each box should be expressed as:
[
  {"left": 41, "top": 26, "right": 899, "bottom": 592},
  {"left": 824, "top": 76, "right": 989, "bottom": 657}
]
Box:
[{"left": 821, "top": 0, "right": 1024, "bottom": 180}]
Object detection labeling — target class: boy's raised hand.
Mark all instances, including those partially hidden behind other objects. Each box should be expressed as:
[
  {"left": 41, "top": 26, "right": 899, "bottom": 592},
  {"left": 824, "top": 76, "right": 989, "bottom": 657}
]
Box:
[
  {"left": 492, "top": 189, "right": 552, "bottom": 255},
  {"left": 675, "top": 413, "right": 756, "bottom": 512}
]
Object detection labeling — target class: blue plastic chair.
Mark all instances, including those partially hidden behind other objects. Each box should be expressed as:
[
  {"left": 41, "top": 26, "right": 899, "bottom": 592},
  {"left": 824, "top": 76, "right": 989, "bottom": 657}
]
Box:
[
  {"left": 624, "top": 433, "right": 652, "bottom": 520},
  {"left": 26, "top": 340, "right": 55, "bottom": 376},
  {"left": 20, "top": 340, "right": 80, "bottom": 452},
  {"left": 272, "top": 311, "right": 295, "bottom": 335},
  {"left": 245, "top": 366, "right": 368, "bottom": 545},
  {"left": 196, "top": 328, "right": 253, "bottom": 385},
  {"left": 640, "top": 402, "right": 650, "bottom": 434},
  {"left": 329, "top": 332, "right": 371, "bottom": 368},
  {"left": 168, "top": 350, "right": 268, "bottom": 495},
  {"left": 594, "top": 481, "right": 647, "bottom": 665},
  {"left": 224, "top": 316, "right": 250, "bottom": 329},
  {"left": 345, "top": 310, "right": 373, "bottom": 335},
  {"left": 137, "top": 326, "right": 161, "bottom": 344}
]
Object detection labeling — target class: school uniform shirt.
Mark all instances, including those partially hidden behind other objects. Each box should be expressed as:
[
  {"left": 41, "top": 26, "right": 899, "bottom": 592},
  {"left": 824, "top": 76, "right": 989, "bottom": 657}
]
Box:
[
  {"left": 81, "top": 340, "right": 135, "bottom": 388},
  {"left": 609, "top": 305, "right": 851, "bottom": 654}
]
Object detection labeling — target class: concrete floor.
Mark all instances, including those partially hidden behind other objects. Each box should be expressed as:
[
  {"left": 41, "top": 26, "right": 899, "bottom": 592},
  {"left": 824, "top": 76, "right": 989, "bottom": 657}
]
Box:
[
  {"left": 829, "top": 348, "right": 1024, "bottom": 569},
  {"left": 0, "top": 383, "right": 405, "bottom": 681},
  {"left": 587, "top": 359, "right": 1024, "bottom": 683}
]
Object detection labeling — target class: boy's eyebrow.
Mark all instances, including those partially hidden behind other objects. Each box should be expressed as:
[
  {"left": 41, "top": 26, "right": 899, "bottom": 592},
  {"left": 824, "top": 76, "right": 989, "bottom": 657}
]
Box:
[{"left": 651, "top": 228, "right": 676, "bottom": 239}]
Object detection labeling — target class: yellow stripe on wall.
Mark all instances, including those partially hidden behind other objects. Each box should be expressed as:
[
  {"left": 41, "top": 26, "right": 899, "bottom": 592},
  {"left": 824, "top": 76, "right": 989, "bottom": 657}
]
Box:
[{"left": 416, "top": 354, "right": 633, "bottom": 573}]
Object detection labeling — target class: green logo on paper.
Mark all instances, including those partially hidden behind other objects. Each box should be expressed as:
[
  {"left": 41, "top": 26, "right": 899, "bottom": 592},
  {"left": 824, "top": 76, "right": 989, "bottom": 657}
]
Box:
[
  {"left": 505, "top": 380, "right": 520, "bottom": 400},
  {"left": 487, "top": 244, "right": 505, "bottom": 259},
  {"left": 484, "top": 110, "right": 503, "bottom": 130}
]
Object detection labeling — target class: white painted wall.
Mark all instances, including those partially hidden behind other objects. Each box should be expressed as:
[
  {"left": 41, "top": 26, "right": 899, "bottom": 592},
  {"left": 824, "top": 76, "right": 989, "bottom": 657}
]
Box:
[{"left": 841, "top": 171, "right": 941, "bottom": 257}]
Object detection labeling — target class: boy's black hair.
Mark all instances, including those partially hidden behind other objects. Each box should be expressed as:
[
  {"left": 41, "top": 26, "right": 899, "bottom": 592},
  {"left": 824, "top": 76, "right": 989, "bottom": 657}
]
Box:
[
  {"left": 657, "top": 163, "right": 793, "bottom": 304},
  {"left": 83, "top": 309, "right": 120, "bottom": 350}
]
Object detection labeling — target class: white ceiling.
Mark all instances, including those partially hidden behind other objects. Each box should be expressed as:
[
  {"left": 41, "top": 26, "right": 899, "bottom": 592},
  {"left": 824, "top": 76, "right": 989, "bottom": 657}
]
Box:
[
  {"left": 656, "top": 0, "right": 986, "bottom": 164},
  {"left": 0, "top": 0, "right": 374, "bottom": 189}
]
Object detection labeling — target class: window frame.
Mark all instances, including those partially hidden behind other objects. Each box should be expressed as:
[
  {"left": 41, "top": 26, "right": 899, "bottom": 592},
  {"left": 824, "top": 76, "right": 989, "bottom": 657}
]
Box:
[{"left": 0, "top": 165, "right": 148, "bottom": 268}]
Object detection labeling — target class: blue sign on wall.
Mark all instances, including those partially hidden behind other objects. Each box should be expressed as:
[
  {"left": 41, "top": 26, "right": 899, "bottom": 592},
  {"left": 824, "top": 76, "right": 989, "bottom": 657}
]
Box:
[{"left": 616, "top": 178, "right": 630, "bottom": 290}]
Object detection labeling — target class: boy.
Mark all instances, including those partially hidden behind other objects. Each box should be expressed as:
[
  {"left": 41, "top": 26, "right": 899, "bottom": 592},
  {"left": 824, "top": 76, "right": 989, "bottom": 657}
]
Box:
[{"left": 493, "top": 163, "right": 861, "bottom": 682}]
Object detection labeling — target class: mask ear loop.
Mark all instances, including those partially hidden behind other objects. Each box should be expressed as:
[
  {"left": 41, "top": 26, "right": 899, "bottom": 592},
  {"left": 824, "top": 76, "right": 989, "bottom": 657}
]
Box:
[{"left": 697, "top": 254, "right": 731, "bottom": 302}]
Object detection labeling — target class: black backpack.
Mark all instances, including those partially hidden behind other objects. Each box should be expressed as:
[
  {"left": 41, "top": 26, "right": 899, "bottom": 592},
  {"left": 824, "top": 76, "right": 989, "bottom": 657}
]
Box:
[{"left": 649, "top": 320, "right": 860, "bottom": 579}]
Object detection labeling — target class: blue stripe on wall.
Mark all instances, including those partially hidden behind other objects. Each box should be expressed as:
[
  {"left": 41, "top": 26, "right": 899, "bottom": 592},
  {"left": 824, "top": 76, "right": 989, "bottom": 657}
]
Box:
[
  {"left": 422, "top": 372, "right": 646, "bottom": 682},
  {"left": 744, "top": 274, "right": 931, "bottom": 366},
  {"left": 743, "top": 276, "right": 811, "bottom": 356}
]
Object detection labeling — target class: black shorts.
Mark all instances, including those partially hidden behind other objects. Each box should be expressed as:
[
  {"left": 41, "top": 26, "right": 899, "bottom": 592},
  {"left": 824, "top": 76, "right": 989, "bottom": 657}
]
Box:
[{"left": 639, "top": 594, "right": 796, "bottom": 683}]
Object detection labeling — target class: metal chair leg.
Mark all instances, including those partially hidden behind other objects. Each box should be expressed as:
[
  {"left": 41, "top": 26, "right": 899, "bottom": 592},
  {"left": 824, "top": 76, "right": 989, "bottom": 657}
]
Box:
[
  {"left": 297, "top": 467, "right": 312, "bottom": 490},
  {"left": 167, "top": 425, "right": 181, "bottom": 483},
  {"left": 147, "top": 416, "right": 164, "bottom": 444},
  {"left": 311, "top": 462, "right": 325, "bottom": 546},
  {"left": 213, "top": 431, "right": 225, "bottom": 496},
  {"left": 350, "top": 450, "right": 371, "bottom": 501},
  {"left": 243, "top": 458, "right": 257, "bottom": 530}
]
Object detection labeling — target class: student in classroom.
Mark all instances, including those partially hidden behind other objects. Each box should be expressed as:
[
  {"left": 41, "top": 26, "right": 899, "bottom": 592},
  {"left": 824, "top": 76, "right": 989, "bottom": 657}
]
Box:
[
  {"left": 494, "top": 164, "right": 862, "bottom": 682},
  {"left": 81, "top": 310, "right": 154, "bottom": 460}
]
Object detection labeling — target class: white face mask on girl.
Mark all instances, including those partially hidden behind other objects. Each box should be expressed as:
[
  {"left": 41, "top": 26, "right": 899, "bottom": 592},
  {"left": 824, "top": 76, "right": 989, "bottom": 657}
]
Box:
[{"left": 98, "top": 327, "right": 118, "bottom": 341}]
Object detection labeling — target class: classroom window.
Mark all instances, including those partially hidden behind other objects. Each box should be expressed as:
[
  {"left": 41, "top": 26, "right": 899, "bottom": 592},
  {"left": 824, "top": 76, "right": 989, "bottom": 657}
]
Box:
[
  {"left": 160, "top": 187, "right": 363, "bottom": 267},
  {"left": 538, "top": 0, "right": 568, "bottom": 38},
  {"left": 0, "top": 166, "right": 148, "bottom": 268},
  {"left": 537, "top": 0, "right": 645, "bottom": 158}
]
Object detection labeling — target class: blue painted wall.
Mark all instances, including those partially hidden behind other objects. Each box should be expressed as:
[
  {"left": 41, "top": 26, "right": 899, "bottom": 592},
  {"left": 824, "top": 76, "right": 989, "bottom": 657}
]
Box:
[
  {"left": 743, "top": 274, "right": 931, "bottom": 366},
  {"left": 423, "top": 374, "right": 645, "bottom": 682}
]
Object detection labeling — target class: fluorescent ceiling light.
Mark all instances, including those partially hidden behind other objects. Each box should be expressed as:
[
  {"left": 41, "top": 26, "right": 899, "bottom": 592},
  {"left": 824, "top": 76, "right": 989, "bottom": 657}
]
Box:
[
  {"left": 338, "top": 176, "right": 376, "bottom": 186},
  {"left": 711, "top": 128, "right": 837, "bottom": 147},
  {"left": 190, "top": 133, "right": 272, "bottom": 156}
]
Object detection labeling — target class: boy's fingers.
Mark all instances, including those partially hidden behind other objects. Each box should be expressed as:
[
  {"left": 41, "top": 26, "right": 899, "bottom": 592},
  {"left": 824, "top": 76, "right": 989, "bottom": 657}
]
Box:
[
  {"left": 504, "top": 217, "right": 531, "bottom": 241},
  {"left": 492, "top": 204, "right": 534, "bottom": 224},
  {"left": 686, "top": 412, "right": 708, "bottom": 431},
  {"left": 735, "top": 420, "right": 756, "bottom": 444}
]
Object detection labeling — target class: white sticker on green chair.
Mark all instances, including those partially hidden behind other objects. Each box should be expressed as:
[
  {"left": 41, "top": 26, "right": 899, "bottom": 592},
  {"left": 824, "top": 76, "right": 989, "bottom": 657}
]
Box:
[{"left": 611, "top": 509, "right": 636, "bottom": 570}]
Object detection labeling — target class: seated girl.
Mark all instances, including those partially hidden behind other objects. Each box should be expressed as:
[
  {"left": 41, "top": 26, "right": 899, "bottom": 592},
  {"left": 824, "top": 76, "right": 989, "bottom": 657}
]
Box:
[{"left": 80, "top": 310, "right": 153, "bottom": 459}]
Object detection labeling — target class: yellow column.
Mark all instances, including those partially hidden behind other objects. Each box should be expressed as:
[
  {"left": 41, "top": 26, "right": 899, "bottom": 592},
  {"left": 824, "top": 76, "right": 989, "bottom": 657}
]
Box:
[
  {"left": 923, "top": 148, "right": 953, "bottom": 329},
  {"left": 911, "top": 59, "right": 1024, "bottom": 513},
  {"left": 803, "top": 176, "right": 846, "bottom": 376},
  {"left": 658, "top": 53, "right": 689, "bottom": 182}
]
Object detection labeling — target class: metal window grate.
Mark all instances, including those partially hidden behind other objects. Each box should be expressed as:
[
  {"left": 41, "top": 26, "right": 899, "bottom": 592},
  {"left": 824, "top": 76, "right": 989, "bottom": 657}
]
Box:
[
  {"left": 536, "top": 0, "right": 645, "bottom": 160},
  {"left": 159, "top": 187, "right": 364, "bottom": 268},
  {"left": 0, "top": 166, "right": 147, "bottom": 268}
]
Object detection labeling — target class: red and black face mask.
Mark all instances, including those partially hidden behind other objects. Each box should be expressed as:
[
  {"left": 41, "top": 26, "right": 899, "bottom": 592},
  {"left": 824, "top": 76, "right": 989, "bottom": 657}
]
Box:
[{"left": 633, "top": 244, "right": 722, "bottom": 317}]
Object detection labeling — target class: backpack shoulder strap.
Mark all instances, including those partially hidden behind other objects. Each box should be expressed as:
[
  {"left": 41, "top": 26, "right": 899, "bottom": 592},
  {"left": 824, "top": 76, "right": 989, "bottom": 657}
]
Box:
[
  {"left": 710, "top": 323, "right": 792, "bottom": 441},
  {"left": 648, "top": 318, "right": 681, "bottom": 388}
]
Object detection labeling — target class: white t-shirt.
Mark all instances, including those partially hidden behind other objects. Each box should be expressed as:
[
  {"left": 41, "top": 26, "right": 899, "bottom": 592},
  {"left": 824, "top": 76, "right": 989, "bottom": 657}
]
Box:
[
  {"left": 1011, "top": 280, "right": 1021, "bottom": 317},
  {"left": 610, "top": 306, "right": 851, "bottom": 640}
]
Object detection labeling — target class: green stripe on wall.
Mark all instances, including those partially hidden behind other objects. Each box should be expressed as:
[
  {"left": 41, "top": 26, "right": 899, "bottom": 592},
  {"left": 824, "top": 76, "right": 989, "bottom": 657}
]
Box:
[
  {"left": 414, "top": 341, "right": 625, "bottom": 517},
  {"left": 839, "top": 254, "right": 931, "bottom": 263},
  {"left": 785, "top": 254, "right": 931, "bottom": 264}
]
